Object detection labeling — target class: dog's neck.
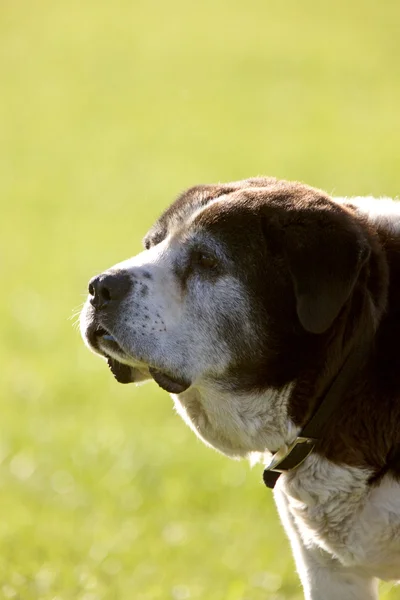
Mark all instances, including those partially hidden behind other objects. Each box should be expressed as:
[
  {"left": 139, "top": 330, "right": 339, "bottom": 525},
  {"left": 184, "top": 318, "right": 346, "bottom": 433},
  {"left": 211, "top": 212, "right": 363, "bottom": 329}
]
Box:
[{"left": 172, "top": 380, "right": 297, "bottom": 460}]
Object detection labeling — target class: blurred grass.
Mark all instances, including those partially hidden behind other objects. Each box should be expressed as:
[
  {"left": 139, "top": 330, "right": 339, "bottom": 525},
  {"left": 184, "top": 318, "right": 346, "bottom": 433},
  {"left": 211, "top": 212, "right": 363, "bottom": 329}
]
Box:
[{"left": 0, "top": 0, "right": 399, "bottom": 598}]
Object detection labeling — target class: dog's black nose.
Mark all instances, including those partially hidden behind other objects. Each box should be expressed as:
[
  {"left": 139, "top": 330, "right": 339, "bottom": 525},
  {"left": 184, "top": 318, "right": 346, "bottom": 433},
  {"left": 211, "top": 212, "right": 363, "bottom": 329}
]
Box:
[{"left": 88, "top": 271, "right": 131, "bottom": 308}]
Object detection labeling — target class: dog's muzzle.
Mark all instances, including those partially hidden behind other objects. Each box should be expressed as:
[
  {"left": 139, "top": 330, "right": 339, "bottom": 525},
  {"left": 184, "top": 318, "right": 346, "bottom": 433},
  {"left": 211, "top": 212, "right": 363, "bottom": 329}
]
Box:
[{"left": 82, "top": 270, "right": 191, "bottom": 393}]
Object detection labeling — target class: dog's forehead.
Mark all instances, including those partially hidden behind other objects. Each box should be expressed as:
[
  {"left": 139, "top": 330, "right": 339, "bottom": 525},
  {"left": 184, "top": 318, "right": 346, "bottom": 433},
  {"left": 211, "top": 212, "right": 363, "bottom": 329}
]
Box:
[
  {"left": 144, "top": 178, "right": 335, "bottom": 249},
  {"left": 143, "top": 178, "right": 280, "bottom": 248},
  {"left": 187, "top": 185, "right": 324, "bottom": 235}
]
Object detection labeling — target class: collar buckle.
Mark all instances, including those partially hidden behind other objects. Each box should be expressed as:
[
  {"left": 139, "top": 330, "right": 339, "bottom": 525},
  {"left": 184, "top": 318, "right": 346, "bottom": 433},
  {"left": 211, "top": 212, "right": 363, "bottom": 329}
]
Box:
[{"left": 264, "top": 436, "right": 316, "bottom": 473}]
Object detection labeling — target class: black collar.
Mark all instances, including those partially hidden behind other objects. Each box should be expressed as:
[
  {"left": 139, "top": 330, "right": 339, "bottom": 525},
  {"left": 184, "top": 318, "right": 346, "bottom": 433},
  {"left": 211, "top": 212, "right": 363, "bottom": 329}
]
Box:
[{"left": 263, "top": 339, "right": 371, "bottom": 489}]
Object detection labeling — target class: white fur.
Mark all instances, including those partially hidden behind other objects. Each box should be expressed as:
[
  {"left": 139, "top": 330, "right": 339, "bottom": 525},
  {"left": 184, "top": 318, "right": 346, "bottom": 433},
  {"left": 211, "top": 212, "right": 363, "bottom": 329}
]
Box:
[
  {"left": 274, "top": 456, "right": 400, "bottom": 599},
  {"left": 335, "top": 195, "right": 400, "bottom": 233},
  {"left": 172, "top": 383, "right": 296, "bottom": 458}
]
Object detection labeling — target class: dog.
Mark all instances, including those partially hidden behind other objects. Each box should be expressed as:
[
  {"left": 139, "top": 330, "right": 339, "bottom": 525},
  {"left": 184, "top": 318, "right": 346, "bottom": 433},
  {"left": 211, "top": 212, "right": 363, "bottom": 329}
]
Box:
[{"left": 80, "top": 177, "right": 400, "bottom": 599}]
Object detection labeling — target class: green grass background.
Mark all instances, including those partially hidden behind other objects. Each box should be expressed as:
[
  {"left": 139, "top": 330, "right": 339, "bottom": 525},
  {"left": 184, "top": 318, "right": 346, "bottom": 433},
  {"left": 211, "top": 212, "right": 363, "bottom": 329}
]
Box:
[{"left": 0, "top": 1, "right": 399, "bottom": 598}]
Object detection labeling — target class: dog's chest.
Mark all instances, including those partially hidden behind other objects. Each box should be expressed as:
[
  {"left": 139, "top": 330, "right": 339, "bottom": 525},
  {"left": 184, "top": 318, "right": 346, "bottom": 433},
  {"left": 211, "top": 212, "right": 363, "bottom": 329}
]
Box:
[{"left": 276, "top": 456, "right": 400, "bottom": 580}]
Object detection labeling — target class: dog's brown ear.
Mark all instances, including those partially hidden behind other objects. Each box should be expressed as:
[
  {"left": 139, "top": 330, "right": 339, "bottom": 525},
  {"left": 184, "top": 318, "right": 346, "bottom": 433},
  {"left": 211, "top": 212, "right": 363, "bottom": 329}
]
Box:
[{"left": 282, "top": 213, "right": 370, "bottom": 334}]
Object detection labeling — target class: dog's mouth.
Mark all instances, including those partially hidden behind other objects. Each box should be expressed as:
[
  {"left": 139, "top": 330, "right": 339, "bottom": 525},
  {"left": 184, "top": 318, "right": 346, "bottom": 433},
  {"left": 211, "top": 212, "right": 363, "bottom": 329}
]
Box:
[
  {"left": 93, "top": 327, "right": 137, "bottom": 384},
  {"left": 93, "top": 327, "right": 190, "bottom": 393},
  {"left": 106, "top": 357, "right": 136, "bottom": 384}
]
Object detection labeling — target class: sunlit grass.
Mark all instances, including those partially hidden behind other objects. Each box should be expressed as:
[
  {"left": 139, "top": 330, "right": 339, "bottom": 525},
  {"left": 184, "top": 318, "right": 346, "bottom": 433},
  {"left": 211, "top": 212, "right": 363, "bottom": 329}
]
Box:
[{"left": 0, "top": 1, "right": 399, "bottom": 597}]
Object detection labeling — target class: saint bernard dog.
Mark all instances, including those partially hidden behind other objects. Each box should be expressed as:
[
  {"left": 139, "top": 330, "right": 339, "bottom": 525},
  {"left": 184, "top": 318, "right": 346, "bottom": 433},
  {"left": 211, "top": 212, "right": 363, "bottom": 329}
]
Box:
[{"left": 80, "top": 177, "right": 400, "bottom": 599}]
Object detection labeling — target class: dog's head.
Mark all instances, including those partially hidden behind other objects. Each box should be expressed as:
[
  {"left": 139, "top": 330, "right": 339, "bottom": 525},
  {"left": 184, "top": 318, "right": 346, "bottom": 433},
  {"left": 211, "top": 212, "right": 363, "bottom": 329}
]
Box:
[{"left": 81, "top": 178, "right": 381, "bottom": 459}]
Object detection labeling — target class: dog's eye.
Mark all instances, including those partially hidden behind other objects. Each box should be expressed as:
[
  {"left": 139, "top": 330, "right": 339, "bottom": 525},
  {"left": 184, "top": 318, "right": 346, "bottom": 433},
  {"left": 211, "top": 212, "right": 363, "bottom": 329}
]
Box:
[{"left": 192, "top": 251, "right": 219, "bottom": 271}]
